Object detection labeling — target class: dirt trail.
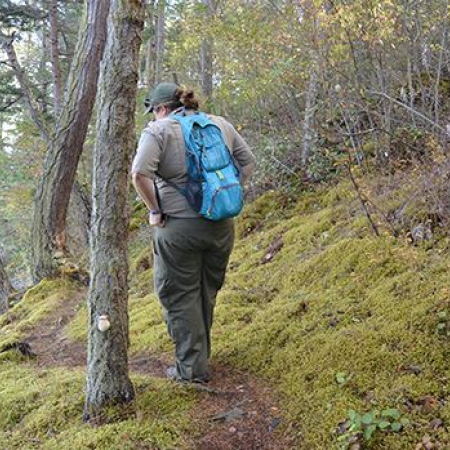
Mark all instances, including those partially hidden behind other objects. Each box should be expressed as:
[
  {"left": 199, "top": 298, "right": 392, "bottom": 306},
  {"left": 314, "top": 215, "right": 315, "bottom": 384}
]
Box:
[{"left": 23, "top": 288, "right": 295, "bottom": 450}]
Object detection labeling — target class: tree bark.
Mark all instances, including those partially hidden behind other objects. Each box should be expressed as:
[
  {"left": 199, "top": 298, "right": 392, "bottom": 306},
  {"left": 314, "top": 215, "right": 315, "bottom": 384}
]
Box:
[
  {"left": 200, "top": 0, "right": 215, "bottom": 100},
  {"left": 66, "top": 181, "right": 91, "bottom": 260},
  {"left": 84, "top": 0, "right": 144, "bottom": 422},
  {"left": 49, "top": 0, "right": 63, "bottom": 117},
  {"left": 301, "top": 4, "right": 320, "bottom": 174},
  {"left": 0, "top": 34, "right": 50, "bottom": 142},
  {"left": 154, "top": 0, "right": 165, "bottom": 84},
  {"left": 31, "top": 0, "right": 110, "bottom": 281},
  {"left": 0, "top": 257, "right": 10, "bottom": 315},
  {"left": 144, "top": 0, "right": 156, "bottom": 88},
  {"left": 302, "top": 64, "right": 319, "bottom": 171}
]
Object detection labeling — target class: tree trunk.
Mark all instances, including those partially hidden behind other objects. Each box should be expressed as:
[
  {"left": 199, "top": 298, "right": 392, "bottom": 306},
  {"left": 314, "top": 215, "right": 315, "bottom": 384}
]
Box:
[
  {"left": 84, "top": 0, "right": 144, "bottom": 422},
  {"left": 49, "top": 0, "right": 63, "bottom": 117},
  {"left": 0, "top": 257, "right": 10, "bottom": 315},
  {"left": 31, "top": 0, "right": 110, "bottom": 282},
  {"left": 154, "top": 0, "right": 165, "bottom": 84},
  {"left": 301, "top": 64, "right": 319, "bottom": 172},
  {"left": 144, "top": 1, "right": 156, "bottom": 88},
  {"left": 0, "top": 34, "right": 50, "bottom": 142},
  {"left": 200, "top": 0, "right": 215, "bottom": 100},
  {"left": 66, "top": 181, "right": 91, "bottom": 260},
  {"left": 0, "top": 115, "right": 3, "bottom": 153}
]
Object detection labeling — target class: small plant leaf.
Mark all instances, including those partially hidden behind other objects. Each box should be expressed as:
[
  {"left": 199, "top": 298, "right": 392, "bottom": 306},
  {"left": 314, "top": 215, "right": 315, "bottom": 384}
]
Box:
[
  {"left": 400, "top": 417, "right": 410, "bottom": 426},
  {"left": 378, "top": 420, "right": 391, "bottom": 429},
  {"left": 437, "top": 323, "right": 446, "bottom": 331},
  {"left": 336, "top": 372, "right": 347, "bottom": 384},
  {"left": 381, "top": 408, "right": 401, "bottom": 419},
  {"left": 348, "top": 410, "right": 357, "bottom": 421},
  {"left": 391, "top": 422, "right": 402, "bottom": 432},
  {"left": 362, "top": 412, "right": 373, "bottom": 425},
  {"left": 438, "top": 311, "right": 447, "bottom": 320},
  {"left": 363, "top": 424, "right": 377, "bottom": 441}
]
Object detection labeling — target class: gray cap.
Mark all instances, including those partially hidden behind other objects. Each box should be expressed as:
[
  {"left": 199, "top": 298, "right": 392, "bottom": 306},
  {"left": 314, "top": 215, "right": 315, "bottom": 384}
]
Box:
[{"left": 144, "top": 82, "right": 180, "bottom": 114}]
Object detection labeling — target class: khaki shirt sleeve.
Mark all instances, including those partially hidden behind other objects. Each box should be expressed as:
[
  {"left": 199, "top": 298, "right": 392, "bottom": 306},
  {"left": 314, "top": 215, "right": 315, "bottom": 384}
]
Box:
[
  {"left": 131, "top": 123, "right": 163, "bottom": 179},
  {"left": 229, "top": 124, "right": 256, "bottom": 168}
]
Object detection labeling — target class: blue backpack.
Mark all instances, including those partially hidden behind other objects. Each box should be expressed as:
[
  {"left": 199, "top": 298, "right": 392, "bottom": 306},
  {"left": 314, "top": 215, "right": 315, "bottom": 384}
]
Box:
[{"left": 163, "top": 111, "right": 244, "bottom": 221}]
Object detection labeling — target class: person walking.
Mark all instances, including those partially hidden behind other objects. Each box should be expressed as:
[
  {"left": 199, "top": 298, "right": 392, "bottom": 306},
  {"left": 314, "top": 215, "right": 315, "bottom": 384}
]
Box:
[{"left": 131, "top": 82, "right": 256, "bottom": 383}]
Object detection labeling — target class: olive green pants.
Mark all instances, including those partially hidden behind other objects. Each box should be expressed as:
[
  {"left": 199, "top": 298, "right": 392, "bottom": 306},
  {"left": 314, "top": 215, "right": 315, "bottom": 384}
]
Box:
[{"left": 153, "top": 217, "right": 235, "bottom": 381}]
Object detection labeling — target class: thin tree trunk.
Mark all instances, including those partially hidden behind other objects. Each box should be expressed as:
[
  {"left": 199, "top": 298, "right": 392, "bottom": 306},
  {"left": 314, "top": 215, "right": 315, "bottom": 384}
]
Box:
[
  {"left": 200, "top": 0, "right": 215, "bottom": 100},
  {"left": 301, "top": 4, "right": 320, "bottom": 174},
  {"left": 434, "top": 23, "right": 447, "bottom": 125},
  {"left": 0, "top": 115, "right": 3, "bottom": 153},
  {"left": 0, "top": 34, "right": 50, "bottom": 142},
  {"left": 200, "top": 39, "right": 213, "bottom": 98},
  {"left": 302, "top": 64, "right": 319, "bottom": 172},
  {"left": 0, "top": 257, "right": 10, "bottom": 316},
  {"left": 31, "top": 0, "right": 110, "bottom": 281},
  {"left": 154, "top": 0, "right": 165, "bottom": 84},
  {"left": 66, "top": 181, "right": 91, "bottom": 259},
  {"left": 84, "top": 0, "right": 144, "bottom": 422},
  {"left": 144, "top": 0, "right": 156, "bottom": 88},
  {"left": 49, "top": 0, "right": 63, "bottom": 117}
]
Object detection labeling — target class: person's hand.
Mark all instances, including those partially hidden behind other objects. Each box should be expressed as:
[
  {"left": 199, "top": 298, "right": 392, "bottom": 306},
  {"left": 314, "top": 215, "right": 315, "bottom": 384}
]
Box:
[{"left": 149, "top": 211, "right": 166, "bottom": 228}]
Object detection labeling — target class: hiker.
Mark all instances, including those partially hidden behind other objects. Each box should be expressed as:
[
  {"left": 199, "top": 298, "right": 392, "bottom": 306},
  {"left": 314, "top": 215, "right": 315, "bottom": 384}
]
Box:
[{"left": 131, "top": 83, "right": 256, "bottom": 383}]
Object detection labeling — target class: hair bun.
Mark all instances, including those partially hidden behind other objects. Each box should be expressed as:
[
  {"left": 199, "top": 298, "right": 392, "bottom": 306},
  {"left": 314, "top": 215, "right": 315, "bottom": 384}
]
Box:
[{"left": 180, "top": 90, "right": 199, "bottom": 110}]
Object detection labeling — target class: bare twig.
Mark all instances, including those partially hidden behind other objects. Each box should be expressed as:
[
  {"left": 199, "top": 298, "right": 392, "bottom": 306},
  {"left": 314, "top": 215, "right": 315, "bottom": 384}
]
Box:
[{"left": 370, "top": 91, "right": 446, "bottom": 133}]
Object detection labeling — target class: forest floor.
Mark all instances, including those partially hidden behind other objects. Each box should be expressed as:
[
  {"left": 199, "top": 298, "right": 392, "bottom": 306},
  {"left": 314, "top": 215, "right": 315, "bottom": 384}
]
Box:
[
  {"left": 22, "top": 286, "right": 294, "bottom": 450},
  {"left": 5, "top": 180, "right": 450, "bottom": 449}
]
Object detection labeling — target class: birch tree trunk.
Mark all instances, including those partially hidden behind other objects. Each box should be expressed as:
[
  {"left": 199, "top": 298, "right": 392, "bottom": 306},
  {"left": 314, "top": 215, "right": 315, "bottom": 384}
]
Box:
[
  {"left": 0, "top": 257, "right": 10, "bottom": 316},
  {"left": 31, "top": 0, "right": 110, "bottom": 281},
  {"left": 84, "top": 0, "right": 144, "bottom": 422}
]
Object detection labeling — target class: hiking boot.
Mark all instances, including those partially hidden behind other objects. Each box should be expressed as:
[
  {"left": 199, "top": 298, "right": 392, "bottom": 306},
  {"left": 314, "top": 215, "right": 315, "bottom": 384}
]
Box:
[{"left": 166, "top": 366, "right": 210, "bottom": 384}]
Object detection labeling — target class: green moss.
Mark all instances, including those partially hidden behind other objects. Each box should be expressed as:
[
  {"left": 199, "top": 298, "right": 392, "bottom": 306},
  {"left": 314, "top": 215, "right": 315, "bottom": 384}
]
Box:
[
  {"left": 207, "top": 188, "right": 450, "bottom": 448},
  {"left": 0, "top": 364, "right": 196, "bottom": 450},
  {"left": 64, "top": 305, "right": 87, "bottom": 343},
  {"left": 130, "top": 248, "right": 153, "bottom": 276},
  {"left": 236, "top": 189, "right": 292, "bottom": 238},
  {"left": 129, "top": 201, "right": 148, "bottom": 232},
  {"left": 67, "top": 293, "right": 172, "bottom": 354},
  {"left": 0, "top": 278, "right": 78, "bottom": 349},
  {"left": 128, "top": 294, "right": 172, "bottom": 354},
  {"left": 8, "top": 181, "right": 450, "bottom": 448}
]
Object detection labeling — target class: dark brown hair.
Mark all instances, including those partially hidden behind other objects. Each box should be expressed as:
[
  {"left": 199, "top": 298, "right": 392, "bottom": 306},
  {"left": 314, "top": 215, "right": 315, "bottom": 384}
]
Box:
[
  {"left": 176, "top": 88, "right": 200, "bottom": 110},
  {"left": 156, "top": 87, "right": 200, "bottom": 112}
]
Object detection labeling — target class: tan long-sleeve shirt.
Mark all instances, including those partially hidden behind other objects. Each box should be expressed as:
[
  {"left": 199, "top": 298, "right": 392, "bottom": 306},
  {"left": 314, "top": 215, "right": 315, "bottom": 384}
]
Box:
[{"left": 132, "top": 112, "right": 256, "bottom": 218}]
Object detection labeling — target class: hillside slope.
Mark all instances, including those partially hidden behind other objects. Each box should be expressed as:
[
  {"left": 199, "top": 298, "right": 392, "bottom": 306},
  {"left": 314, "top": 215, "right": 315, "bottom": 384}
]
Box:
[{"left": 2, "top": 182, "right": 450, "bottom": 449}]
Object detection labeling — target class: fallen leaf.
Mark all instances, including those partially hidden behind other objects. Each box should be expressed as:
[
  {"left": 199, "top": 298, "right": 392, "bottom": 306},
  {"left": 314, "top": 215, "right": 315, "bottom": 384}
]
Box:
[
  {"left": 429, "top": 418, "right": 443, "bottom": 429},
  {"left": 419, "top": 396, "right": 440, "bottom": 414}
]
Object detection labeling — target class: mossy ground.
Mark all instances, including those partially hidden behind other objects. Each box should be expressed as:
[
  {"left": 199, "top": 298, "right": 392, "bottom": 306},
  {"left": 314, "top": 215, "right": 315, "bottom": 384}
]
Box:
[
  {"left": 0, "top": 363, "right": 196, "bottom": 450},
  {"left": 4, "top": 181, "right": 450, "bottom": 448},
  {"left": 0, "top": 278, "right": 77, "bottom": 350}
]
